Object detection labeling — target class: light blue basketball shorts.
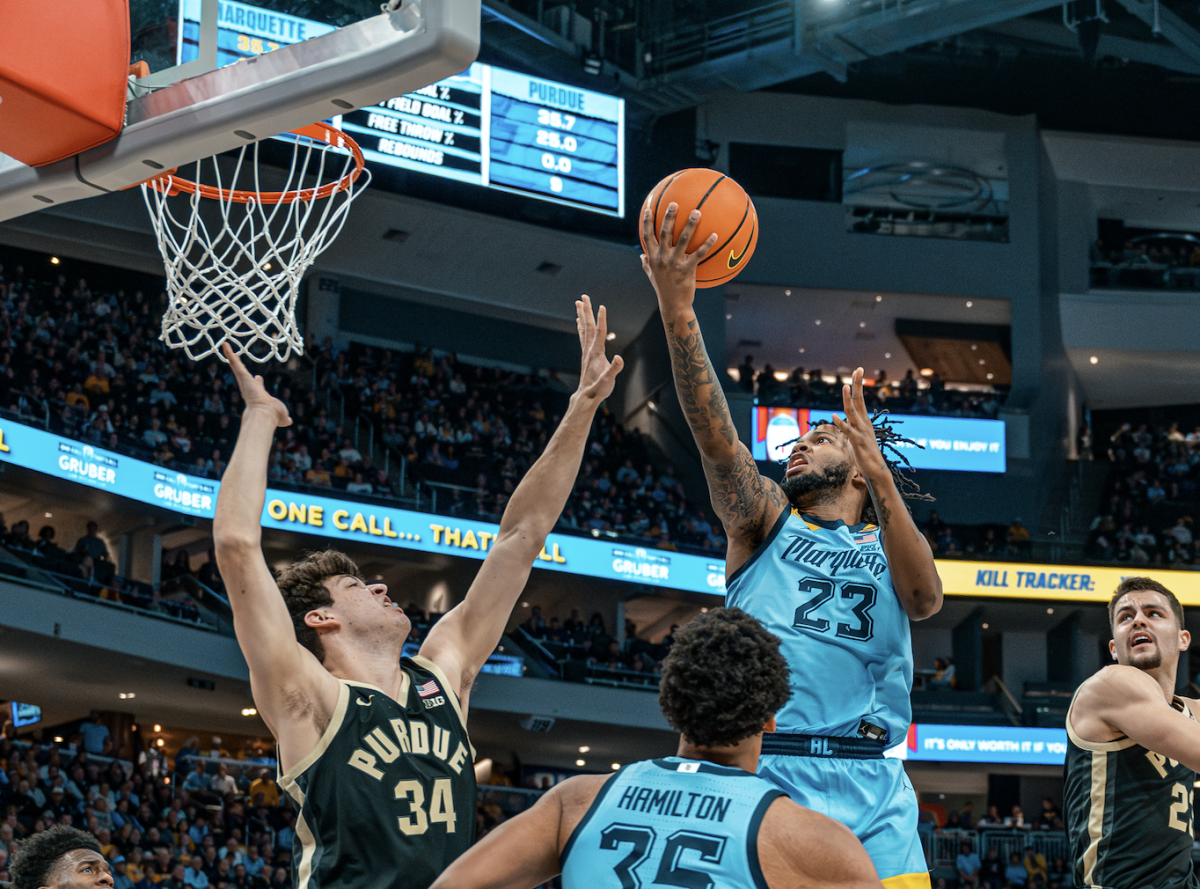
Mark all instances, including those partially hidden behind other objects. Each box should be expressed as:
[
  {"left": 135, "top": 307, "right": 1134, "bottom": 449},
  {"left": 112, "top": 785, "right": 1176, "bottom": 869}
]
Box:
[{"left": 757, "top": 753, "right": 929, "bottom": 888}]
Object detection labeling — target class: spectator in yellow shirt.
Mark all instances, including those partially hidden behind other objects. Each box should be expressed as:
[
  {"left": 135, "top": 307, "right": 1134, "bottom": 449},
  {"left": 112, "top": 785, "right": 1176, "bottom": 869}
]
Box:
[
  {"left": 65, "top": 383, "right": 90, "bottom": 411},
  {"left": 84, "top": 373, "right": 110, "bottom": 397},
  {"left": 248, "top": 769, "right": 281, "bottom": 807},
  {"left": 1023, "top": 846, "right": 1047, "bottom": 884}
]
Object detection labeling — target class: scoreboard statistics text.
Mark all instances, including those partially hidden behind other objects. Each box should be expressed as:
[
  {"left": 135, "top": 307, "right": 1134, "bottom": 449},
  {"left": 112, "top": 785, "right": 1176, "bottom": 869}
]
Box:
[{"left": 178, "top": 0, "right": 625, "bottom": 217}]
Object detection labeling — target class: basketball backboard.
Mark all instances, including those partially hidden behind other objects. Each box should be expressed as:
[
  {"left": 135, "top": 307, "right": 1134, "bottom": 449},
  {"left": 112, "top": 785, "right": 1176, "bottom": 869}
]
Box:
[{"left": 0, "top": 0, "right": 480, "bottom": 223}]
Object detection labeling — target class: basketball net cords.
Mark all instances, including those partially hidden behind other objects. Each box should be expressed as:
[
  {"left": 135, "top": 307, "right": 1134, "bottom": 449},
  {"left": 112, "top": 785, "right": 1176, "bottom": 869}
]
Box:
[{"left": 142, "top": 133, "right": 369, "bottom": 364}]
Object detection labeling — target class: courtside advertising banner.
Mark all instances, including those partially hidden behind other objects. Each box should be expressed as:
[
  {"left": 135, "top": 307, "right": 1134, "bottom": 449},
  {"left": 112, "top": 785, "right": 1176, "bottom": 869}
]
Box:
[
  {"left": 887, "top": 724, "right": 1068, "bottom": 766},
  {"left": 0, "top": 418, "right": 726, "bottom": 594},
  {"left": 3, "top": 416, "right": 1198, "bottom": 602},
  {"left": 751, "top": 406, "right": 1006, "bottom": 473}
]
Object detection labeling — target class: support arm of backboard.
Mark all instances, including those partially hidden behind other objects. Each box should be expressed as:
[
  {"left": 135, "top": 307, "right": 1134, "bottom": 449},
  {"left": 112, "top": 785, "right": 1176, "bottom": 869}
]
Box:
[{"left": 133, "top": 0, "right": 220, "bottom": 90}]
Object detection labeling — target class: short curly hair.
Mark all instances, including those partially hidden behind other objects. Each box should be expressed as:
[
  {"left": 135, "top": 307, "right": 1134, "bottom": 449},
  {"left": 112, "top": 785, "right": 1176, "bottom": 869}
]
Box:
[
  {"left": 658, "top": 607, "right": 791, "bottom": 748},
  {"left": 275, "top": 549, "right": 363, "bottom": 663},
  {"left": 11, "top": 825, "right": 103, "bottom": 889}
]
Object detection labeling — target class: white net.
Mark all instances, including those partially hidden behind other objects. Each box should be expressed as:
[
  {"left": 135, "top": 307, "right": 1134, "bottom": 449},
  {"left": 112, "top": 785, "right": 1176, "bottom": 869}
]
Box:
[{"left": 141, "top": 127, "right": 370, "bottom": 363}]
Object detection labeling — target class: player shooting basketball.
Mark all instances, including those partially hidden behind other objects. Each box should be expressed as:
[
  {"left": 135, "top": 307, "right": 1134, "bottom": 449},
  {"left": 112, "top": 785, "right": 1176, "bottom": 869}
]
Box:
[
  {"left": 641, "top": 203, "right": 942, "bottom": 889},
  {"left": 213, "top": 296, "right": 623, "bottom": 889},
  {"left": 1064, "top": 578, "right": 1200, "bottom": 889}
]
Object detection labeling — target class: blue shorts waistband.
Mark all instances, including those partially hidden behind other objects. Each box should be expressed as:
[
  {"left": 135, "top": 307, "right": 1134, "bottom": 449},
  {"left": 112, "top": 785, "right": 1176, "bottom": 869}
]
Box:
[{"left": 760, "top": 732, "right": 886, "bottom": 760}]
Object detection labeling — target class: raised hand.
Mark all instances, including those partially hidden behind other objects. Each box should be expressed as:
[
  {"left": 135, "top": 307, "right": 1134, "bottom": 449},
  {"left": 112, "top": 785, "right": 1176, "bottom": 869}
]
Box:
[
  {"left": 830, "top": 367, "right": 888, "bottom": 480},
  {"left": 640, "top": 203, "right": 718, "bottom": 313},
  {"left": 575, "top": 295, "right": 624, "bottom": 403},
  {"left": 222, "top": 343, "right": 292, "bottom": 428}
]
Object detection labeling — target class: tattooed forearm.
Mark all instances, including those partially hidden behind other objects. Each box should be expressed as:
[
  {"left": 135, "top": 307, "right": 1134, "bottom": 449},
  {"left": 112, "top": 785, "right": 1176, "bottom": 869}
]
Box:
[
  {"left": 702, "top": 450, "right": 781, "bottom": 532},
  {"left": 865, "top": 479, "right": 892, "bottom": 533},
  {"left": 664, "top": 318, "right": 739, "bottom": 450},
  {"left": 662, "top": 316, "right": 786, "bottom": 542}
]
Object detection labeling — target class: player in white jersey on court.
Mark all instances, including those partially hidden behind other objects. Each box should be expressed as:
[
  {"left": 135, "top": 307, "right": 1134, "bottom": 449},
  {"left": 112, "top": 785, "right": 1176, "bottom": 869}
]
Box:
[{"left": 641, "top": 203, "right": 944, "bottom": 889}]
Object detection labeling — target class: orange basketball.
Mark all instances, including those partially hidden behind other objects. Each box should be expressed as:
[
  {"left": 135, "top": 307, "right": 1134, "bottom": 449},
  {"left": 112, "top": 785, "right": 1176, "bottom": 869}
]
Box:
[{"left": 640, "top": 168, "right": 758, "bottom": 288}]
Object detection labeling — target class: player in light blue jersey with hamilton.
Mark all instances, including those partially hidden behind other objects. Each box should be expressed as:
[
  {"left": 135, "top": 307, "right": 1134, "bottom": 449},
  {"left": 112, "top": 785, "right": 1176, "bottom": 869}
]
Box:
[
  {"left": 432, "top": 608, "right": 881, "bottom": 889},
  {"left": 640, "top": 204, "right": 944, "bottom": 889}
]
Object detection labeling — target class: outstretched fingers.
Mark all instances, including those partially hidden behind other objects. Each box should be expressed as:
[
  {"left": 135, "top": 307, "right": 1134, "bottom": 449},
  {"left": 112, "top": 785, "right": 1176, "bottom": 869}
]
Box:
[
  {"left": 576, "top": 297, "right": 591, "bottom": 349},
  {"left": 842, "top": 367, "right": 868, "bottom": 426},
  {"left": 223, "top": 342, "right": 257, "bottom": 391},
  {"left": 692, "top": 231, "right": 720, "bottom": 262},
  {"left": 642, "top": 205, "right": 658, "bottom": 250},
  {"left": 659, "top": 203, "right": 679, "bottom": 248}
]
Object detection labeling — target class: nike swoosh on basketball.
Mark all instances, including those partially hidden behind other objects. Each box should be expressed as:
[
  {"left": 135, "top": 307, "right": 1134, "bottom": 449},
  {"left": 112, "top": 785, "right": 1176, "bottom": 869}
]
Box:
[
  {"left": 356, "top": 695, "right": 374, "bottom": 706},
  {"left": 727, "top": 244, "right": 748, "bottom": 269}
]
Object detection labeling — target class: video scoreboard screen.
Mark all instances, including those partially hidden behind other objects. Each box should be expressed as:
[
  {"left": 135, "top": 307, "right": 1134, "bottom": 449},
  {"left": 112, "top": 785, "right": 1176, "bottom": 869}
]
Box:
[
  {"left": 751, "top": 406, "right": 1006, "bottom": 473},
  {"left": 178, "top": 0, "right": 626, "bottom": 217}
]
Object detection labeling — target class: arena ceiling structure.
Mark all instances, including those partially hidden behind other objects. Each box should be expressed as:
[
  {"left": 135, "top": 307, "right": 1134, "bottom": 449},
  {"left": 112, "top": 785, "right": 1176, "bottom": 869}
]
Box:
[{"left": 478, "top": 0, "right": 1200, "bottom": 123}]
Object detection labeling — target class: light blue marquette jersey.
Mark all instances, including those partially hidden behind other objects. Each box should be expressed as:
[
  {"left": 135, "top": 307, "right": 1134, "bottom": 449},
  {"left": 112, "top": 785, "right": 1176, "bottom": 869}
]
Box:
[
  {"left": 726, "top": 509, "right": 913, "bottom": 743},
  {"left": 561, "top": 757, "right": 785, "bottom": 889}
]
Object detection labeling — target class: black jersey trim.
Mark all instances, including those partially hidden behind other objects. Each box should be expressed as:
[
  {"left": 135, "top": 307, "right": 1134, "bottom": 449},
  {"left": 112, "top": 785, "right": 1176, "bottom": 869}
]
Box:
[
  {"left": 726, "top": 507, "right": 790, "bottom": 588},
  {"left": 278, "top": 681, "right": 351, "bottom": 806},
  {"left": 560, "top": 773, "right": 621, "bottom": 867},
  {"left": 746, "top": 789, "right": 785, "bottom": 889},
  {"left": 798, "top": 513, "right": 872, "bottom": 533}
]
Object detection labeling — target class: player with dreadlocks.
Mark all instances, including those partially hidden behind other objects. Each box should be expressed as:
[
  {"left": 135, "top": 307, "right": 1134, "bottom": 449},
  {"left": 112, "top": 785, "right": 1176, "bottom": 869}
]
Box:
[
  {"left": 10, "top": 826, "right": 112, "bottom": 889},
  {"left": 642, "top": 202, "right": 944, "bottom": 889}
]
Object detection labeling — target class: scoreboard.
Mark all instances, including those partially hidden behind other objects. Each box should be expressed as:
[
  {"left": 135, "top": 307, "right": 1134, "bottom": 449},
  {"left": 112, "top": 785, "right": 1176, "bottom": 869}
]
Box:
[
  {"left": 342, "top": 65, "right": 625, "bottom": 217},
  {"left": 178, "top": 0, "right": 626, "bottom": 217}
]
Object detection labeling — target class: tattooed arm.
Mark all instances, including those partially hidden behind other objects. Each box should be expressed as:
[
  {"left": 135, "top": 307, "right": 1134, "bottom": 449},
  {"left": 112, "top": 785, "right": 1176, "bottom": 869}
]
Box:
[
  {"left": 641, "top": 203, "right": 789, "bottom": 575},
  {"left": 831, "top": 369, "right": 942, "bottom": 620}
]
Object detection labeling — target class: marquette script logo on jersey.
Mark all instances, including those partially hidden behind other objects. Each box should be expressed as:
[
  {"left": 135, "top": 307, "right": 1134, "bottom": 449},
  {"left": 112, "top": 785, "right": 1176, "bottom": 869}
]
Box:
[
  {"left": 417, "top": 679, "right": 445, "bottom": 710},
  {"left": 612, "top": 548, "right": 670, "bottom": 583},
  {"left": 153, "top": 471, "right": 215, "bottom": 514},
  {"left": 780, "top": 534, "right": 886, "bottom": 578},
  {"left": 57, "top": 443, "right": 118, "bottom": 487}
]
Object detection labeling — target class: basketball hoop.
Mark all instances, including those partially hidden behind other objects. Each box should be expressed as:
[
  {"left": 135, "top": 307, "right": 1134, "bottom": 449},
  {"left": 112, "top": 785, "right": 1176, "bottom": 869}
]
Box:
[{"left": 140, "top": 122, "right": 370, "bottom": 363}]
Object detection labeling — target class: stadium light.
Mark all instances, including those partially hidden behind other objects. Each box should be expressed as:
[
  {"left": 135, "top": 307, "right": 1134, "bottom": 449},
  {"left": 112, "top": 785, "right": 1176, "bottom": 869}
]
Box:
[{"left": 575, "top": 759, "right": 586, "bottom": 766}]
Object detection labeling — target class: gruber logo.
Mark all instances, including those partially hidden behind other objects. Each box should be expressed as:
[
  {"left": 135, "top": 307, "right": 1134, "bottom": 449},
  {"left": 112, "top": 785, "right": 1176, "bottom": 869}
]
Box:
[{"left": 57, "top": 443, "right": 117, "bottom": 485}]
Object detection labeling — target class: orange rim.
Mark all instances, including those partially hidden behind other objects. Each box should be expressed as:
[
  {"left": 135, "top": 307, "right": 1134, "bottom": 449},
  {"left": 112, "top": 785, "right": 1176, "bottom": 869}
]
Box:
[{"left": 142, "top": 122, "right": 366, "bottom": 204}]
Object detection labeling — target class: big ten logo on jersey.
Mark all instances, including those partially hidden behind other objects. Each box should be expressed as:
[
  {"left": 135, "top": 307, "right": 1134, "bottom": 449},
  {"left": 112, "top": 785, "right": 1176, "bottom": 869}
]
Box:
[{"left": 423, "top": 695, "right": 446, "bottom": 710}]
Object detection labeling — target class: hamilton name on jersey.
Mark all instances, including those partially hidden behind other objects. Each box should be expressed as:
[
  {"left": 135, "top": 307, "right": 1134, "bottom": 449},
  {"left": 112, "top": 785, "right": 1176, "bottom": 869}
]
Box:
[
  {"left": 614, "top": 784, "right": 734, "bottom": 823},
  {"left": 346, "top": 712, "right": 472, "bottom": 783},
  {"left": 779, "top": 534, "right": 887, "bottom": 579}
]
